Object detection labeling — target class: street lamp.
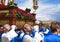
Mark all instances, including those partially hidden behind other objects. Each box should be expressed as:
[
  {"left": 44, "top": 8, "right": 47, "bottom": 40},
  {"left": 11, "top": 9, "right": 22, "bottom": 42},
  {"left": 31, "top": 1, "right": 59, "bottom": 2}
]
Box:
[
  {"left": 33, "top": 0, "right": 39, "bottom": 25},
  {"left": 33, "top": 0, "right": 38, "bottom": 13},
  {"left": 10, "top": 0, "right": 14, "bottom": 3},
  {"left": 10, "top": 0, "right": 14, "bottom": 5}
]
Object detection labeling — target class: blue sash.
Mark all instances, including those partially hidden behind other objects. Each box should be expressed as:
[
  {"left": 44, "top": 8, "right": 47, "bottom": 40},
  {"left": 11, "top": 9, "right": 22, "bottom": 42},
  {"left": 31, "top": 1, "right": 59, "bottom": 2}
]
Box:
[
  {"left": 31, "top": 31, "right": 35, "bottom": 38},
  {"left": 11, "top": 32, "right": 27, "bottom": 42}
]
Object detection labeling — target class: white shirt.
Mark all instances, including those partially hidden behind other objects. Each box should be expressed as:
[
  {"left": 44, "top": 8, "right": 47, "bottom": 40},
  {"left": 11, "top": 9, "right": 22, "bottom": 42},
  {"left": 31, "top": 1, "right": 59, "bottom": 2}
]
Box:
[
  {"left": 6, "top": 29, "right": 18, "bottom": 41},
  {"left": 23, "top": 32, "right": 43, "bottom": 42},
  {"left": 44, "top": 29, "right": 49, "bottom": 34},
  {"left": 33, "top": 25, "right": 39, "bottom": 32},
  {"left": 2, "top": 29, "right": 17, "bottom": 42}
]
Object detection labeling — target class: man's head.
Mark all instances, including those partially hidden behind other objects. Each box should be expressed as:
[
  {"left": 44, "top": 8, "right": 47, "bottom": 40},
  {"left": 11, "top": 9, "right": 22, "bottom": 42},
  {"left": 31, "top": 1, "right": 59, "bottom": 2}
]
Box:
[
  {"left": 3, "top": 24, "right": 11, "bottom": 32},
  {"left": 24, "top": 24, "right": 31, "bottom": 32},
  {"left": 39, "top": 23, "right": 45, "bottom": 29},
  {"left": 11, "top": 25, "right": 17, "bottom": 30},
  {"left": 22, "top": 24, "right": 31, "bottom": 34},
  {"left": 0, "top": 25, "right": 4, "bottom": 33},
  {"left": 50, "top": 24, "right": 60, "bottom": 34}
]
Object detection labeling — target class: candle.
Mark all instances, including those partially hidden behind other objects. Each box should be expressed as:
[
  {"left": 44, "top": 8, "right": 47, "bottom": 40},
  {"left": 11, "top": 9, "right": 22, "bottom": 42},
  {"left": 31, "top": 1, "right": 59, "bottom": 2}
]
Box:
[{"left": 10, "top": 0, "right": 12, "bottom": 2}]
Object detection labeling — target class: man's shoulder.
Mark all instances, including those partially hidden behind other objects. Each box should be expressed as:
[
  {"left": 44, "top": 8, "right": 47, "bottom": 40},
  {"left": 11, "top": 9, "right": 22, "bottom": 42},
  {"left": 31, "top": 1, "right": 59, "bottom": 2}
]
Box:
[
  {"left": 19, "top": 32, "right": 25, "bottom": 38},
  {"left": 45, "top": 34, "right": 60, "bottom": 40},
  {"left": 23, "top": 34, "right": 32, "bottom": 39},
  {"left": 24, "top": 34, "right": 30, "bottom": 37},
  {"left": 2, "top": 33, "right": 6, "bottom": 37}
]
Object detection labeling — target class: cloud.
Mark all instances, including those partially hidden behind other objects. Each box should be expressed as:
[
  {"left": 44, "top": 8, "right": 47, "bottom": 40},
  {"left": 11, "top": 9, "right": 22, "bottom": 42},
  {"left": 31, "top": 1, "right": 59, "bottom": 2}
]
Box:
[
  {"left": 39, "top": 0, "right": 60, "bottom": 4},
  {"left": 14, "top": 0, "right": 27, "bottom": 4},
  {"left": 17, "top": 0, "right": 34, "bottom": 13},
  {"left": 36, "top": 4, "right": 60, "bottom": 21}
]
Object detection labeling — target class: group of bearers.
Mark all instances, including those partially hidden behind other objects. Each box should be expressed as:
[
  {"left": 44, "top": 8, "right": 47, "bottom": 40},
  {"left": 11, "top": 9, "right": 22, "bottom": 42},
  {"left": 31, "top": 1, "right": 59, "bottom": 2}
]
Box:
[{"left": 0, "top": 23, "right": 60, "bottom": 42}]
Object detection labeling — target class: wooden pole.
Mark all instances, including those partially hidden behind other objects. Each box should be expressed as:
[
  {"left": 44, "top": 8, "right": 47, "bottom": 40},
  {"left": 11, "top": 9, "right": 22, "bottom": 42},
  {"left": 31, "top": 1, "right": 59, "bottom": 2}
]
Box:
[{"left": 9, "top": 6, "right": 17, "bottom": 25}]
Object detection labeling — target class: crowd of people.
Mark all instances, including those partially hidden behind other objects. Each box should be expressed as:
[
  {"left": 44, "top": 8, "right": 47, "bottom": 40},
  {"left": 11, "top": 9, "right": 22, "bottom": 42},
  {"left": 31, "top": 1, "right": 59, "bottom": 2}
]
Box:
[{"left": 0, "top": 22, "right": 60, "bottom": 42}]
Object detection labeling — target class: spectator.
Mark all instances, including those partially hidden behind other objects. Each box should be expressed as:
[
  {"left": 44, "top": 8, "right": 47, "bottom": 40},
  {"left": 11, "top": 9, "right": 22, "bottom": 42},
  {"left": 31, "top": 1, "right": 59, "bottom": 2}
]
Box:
[
  {"left": 39, "top": 23, "right": 51, "bottom": 35},
  {"left": 2, "top": 24, "right": 11, "bottom": 42},
  {"left": 11, "top": 23, "right": 43, "bottom": 42},
  {"left": 0, "top": 25, "right": 4, "bottom": 42},
  {"left": 22, "top": 24, "right": 42, "bottom": 42},
  {"left": 2, "top": 24, "right": 18, "bottom": 42},
  {"left": 33, "top": 24, "right": 43, "bottom": 42},
  {"left": 44, "top": 24, "right": 60, "bottom": 42}
]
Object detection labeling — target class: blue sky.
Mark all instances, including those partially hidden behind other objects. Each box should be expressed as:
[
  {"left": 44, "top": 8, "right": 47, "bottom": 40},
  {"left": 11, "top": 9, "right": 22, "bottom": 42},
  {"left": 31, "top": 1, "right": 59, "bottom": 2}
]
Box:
[{"left": 14, "top": 0, "right": 60, "bottom": 22}]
